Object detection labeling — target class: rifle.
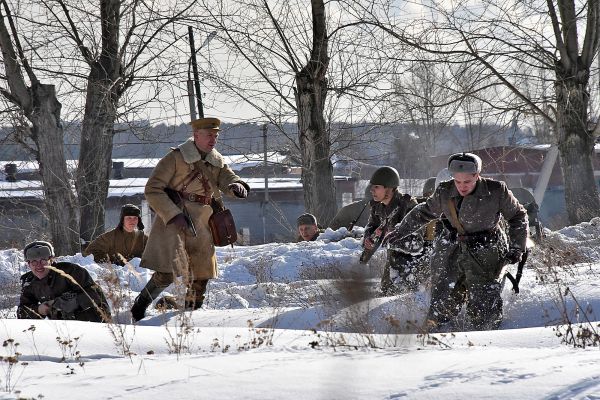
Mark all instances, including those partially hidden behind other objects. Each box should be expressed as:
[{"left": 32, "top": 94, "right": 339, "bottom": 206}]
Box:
[
  {"left": 164, "top": 187, "right": 197, "bottom": 237},
  {"left": 505, "top": 248, "right": 529, "bottom": 294},
  {"left": 359, "top": 206, "right": 401, "bottom": 264},
  {"left": 348, "top": 201, "right": 369, "bottom": 231},
  {"left": 181, "top": 208, "right": 197, "bottom": 237}
]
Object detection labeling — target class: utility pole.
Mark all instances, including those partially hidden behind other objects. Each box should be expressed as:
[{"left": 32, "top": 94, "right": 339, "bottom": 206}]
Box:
[
  {"left": 188, "top": 26, "right": 204, "bottom": 118},
  {"left": 263, "top": 124, "right": 269, "bottom": 203},
  {"left": 187, "top": 79, "right": 196, "bottom": 121},
  {"left": 262, "top": 124, "right": 269, "bottom": 243}
]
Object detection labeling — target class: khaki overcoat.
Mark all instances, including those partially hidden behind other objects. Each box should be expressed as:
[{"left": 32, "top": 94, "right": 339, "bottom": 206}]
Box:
[
  {"left": 140, "top": 139, "right": 248, "bottom": 280},
  {"left": 394, "top": 177, "right": 528, "bottom": 252}
]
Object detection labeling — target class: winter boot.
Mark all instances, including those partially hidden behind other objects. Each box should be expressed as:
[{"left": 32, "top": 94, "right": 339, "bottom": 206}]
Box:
[
  {"left": 184, "top": 279, "right": 209, "bottom": 311},
  {"left": 184, "top": 299, "right": 203, "bottom": 311},
  {"left": 131, "top": 278, "right": 167, "bottom": 322},
  {"left": 155, "top": 296, "right": 179, "bottom": 311}
]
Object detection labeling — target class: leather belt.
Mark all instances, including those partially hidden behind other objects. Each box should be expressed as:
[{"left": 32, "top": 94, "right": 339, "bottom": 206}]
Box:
[
  {"left": 455, "top": 229, "right": 497, "bottom": 243},
  {"left": 179, "top": 191, "right": 211, "bottom": 205}
]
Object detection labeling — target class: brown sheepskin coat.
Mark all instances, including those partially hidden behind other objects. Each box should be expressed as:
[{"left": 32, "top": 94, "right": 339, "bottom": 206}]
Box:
[
  {"left": 140, "top": 139, "right": 248, "bottom": 280},
  {"left": 82, "top": 228, "right": 147, "bottom": 265}
]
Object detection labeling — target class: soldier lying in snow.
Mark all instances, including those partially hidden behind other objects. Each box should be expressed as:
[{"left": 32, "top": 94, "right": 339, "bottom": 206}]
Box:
[
  {"left": 82, "top": 204, "right": 148, "bottom": 265},
  {"left": 18, "top": 241, "right": 110, "bottom": 322}
]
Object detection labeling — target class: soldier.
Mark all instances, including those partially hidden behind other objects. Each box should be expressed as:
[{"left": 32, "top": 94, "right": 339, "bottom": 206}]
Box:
[
  {"left": 297, "top": 213, "right": 321, "bottom": 242},
  {"left": 18, "top": 241, "right": 111, "bottom": 322},
  {"left": 415, "top": 177, "right": 440, "bottom": 287},
  {"left": 385, "top": 152, "right": 528, "bottom": 331},
  {"left": 131, "top": 117, "right": 250, "bottom": 322},
  {"left": 361, "top": 166, "right": 424, "bottom": 295},
  {"left": 329, "top": 185, "right": 372, "bottom": 231},
  {"left": 82, "top": 204, "right": 148, "bottom": 265}
]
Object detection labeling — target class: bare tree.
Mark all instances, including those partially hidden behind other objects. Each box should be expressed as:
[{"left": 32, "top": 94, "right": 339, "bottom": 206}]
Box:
[
  {"left": 345, "top": 0, "right": 600, "bottom": 224},
  {"left": 385, "top": 56, "right": 462, "bottom": 174},
  {"left": 196, "top": 0, "right": 396, "bottom": 224},
  {"left": 294, "top": 0, "right": 336, "bottom": 223},
  {"left": 1, "top": 0, "right": 197, "bottom": 244},
  {"left": 192, "top": 0, "right": 338, "bottom": 223},
  {"left": 0, "top": 0, "right": 79, "bottom": 254},
  {"left": 51, "top": 0, "right": 196, "bottom": 242}
]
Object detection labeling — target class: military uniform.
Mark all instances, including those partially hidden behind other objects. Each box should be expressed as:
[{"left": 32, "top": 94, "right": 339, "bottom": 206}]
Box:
[
  {"left": 83, "top": 204, "right": 148, "bottom": 265},
  {"left": 83, "top": 228, "right": 147, "bottom": 265},
  {"left": 133, "top": 132, "right": 249, "bottom": 320},
  {"left": 364, "top": 189, "right": 424, "bottom": 294},
  {"left": 18, "top": 262, "right": 110, "bottom": 322},
  {"left": 387, "top": 177, "right": 528, "bottom": 330}
]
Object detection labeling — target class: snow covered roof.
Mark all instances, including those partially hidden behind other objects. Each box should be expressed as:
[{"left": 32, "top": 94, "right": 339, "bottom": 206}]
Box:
[
  {"left": 0, "top": 180, "right": 45, "bottom": 198},
  {"left": 242, "top": 177, "right": 303, "bottom": 190},
  {"left": 513, "top": 143, "right": 600, "bottom": 152},
  {"left": 0, "top": 176, "right": 339, "bottom": 198},
  {"left": 0, "top": 152, "right": 291, "bottom": 176}
]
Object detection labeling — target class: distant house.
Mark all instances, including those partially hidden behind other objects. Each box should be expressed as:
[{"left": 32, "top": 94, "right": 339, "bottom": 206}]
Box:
[
  {"left": 0, "top": 154, "right": 360, "bottom": 247},
  {"left": 431, "top": 145, "right": 600, "bottom": 228},
  {"left": 432, "top": 146, "right": 558, "bottom": 188}
]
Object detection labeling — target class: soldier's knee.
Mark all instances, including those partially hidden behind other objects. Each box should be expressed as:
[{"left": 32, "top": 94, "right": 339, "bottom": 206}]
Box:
[{"left": 151, "top": 271, "right": 175, "bottom": 287}]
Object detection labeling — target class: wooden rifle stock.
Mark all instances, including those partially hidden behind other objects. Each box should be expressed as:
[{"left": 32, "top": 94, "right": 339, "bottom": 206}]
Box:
[
  {"left": 359, "top": 205, "right": 402, "bottom": 264},
  {"left": 359, "top": 233, "right": 384, "bottom": 264}
]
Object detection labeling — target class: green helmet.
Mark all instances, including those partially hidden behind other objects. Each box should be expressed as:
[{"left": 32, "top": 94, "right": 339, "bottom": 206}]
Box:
[
  {"left": 422, "top": 177, "right": 437, "bottom": 197},
  {"left": 369, "top": 166, "right": 400, "bottom": 188}
]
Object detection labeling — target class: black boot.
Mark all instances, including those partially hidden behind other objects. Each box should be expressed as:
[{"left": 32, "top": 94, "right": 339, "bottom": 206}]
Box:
[
  {"left": 184, "top": 298, "right": 204, "bottom": 311},
  {"left": 131, "top": 294, "right": 152, "bottom": 322},
  {"left": 131, "top": 279, "right": 166, "bottom": 322}
]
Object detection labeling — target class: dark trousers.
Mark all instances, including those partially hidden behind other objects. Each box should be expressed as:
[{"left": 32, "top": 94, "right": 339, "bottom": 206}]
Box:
[{"left": 427, "top": 239, "right": 506, "bottom": 331}]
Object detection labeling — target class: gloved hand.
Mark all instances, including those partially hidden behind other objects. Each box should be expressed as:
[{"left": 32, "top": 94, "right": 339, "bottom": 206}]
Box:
[
  {"left": 229, "top": 182, "right": 248, "bottom": 198},
  {"left": 51, "top": 292, "right": 79, "bottom": 318},
  {"left": 38, "top": 301, "right": 53, "bottom": 317},
  {"left": 168, "top": 213, "right": 188, "bottom": 231},
  {"left": 505, "top": 248, "right": 523, "bottom": 264}
]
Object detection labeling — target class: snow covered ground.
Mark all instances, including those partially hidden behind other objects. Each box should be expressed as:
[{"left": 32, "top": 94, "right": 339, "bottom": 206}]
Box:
[{"left": 0, "top": 221, "right": 599, "bottom": 399}]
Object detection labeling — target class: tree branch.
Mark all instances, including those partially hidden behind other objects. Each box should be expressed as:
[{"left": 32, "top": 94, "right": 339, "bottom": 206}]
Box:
[
  {"left": 1, "top": 0, "right": 37, "bottom": 85},
  {"left": 581, "top": 0, "right": 600, "bottom": 66},
  {"left": 0, "top": 1, "right": 31, "bottom": 112},
  {"left": 263, "top": 0, "right": 300, "bottom": 73},
  {"left": 53, "top": 0, "right": 95, "bottom": 63}
]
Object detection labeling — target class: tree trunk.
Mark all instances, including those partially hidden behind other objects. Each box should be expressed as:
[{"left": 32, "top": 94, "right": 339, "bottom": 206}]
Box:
[
  {"left": 555, "top": 67, "right": 600, "bottom": 224},
  {"left": 76, "top": 77, "right": 117, "bottom": 242},
  {"left": 296, "top": 73, "right": 336, "bottom": 225},
  {"left": 0, "top": 7, "right": 79, "bottom": 254},
  {"left": 76, "top": 0, "right": 121, "bottom": 242},
  {"left": 294, "top": 0, "right": 336, "bottom": 226},
  {"left": 30, "top": 84, "right": 80, "bottom": 255}
]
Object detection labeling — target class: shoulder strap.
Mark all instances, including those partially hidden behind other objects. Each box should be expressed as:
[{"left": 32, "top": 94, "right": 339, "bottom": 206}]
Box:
[
  {"left": 194, "top": 161, "right": 228, "bottom": 214},
  {"left": 193, "top": 161, "right": 223, "bottom": 201},
  {"left": 446, "top": 198, "right": 466, "bottom": 235},
  {"left": 179, "top": 169, "right": 201, "bottom": 192}
]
